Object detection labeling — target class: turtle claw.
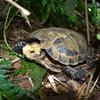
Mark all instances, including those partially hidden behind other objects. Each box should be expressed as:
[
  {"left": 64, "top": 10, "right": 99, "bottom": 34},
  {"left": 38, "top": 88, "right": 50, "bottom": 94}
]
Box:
[{"left": 62, "top": 66, "right": 86, "bottom": 80}]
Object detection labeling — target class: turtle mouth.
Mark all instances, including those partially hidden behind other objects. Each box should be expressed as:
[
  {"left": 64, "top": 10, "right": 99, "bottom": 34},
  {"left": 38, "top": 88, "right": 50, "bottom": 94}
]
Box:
[
  {"left": 37, "top": 50, "right": 46, "bottom": 60},
  {"left": 29, "top": 50, "right": 46, "bottom": 60}
]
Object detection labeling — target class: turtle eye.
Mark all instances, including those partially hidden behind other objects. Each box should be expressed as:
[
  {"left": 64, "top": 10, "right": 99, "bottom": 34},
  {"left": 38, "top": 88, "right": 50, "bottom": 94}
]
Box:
[{"left": 30, "top": 50, "right": 34, "bottom": 53}]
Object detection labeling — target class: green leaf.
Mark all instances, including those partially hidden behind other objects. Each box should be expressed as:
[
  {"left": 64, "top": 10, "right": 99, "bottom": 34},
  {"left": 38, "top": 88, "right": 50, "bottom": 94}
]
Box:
[
  {"left": 5, "top": 85, "right": 19, "bottom": 97},
  {"left": 41, "top": 0, "right": 48, "bottom": 6},
  {"left": 69, "top": 13, "right": 79, "bottom": 25},
  {"left": 0, "top": 80, "right": 12, "bottom": 90},
  {"left": 20, "top": 67, "right": 27, "bottom": 75},
  {"left": 0, "top": 95, "right": 3, "bottom": 100},
  {"left": 42, "top": 4, "right": 50, "bottom": 23},
  {"left": 0, "top": 59, "right": 12, "bottom": 69},
  {"left": 20, "top": 60, "right": 28, "bottom": 74},
  {"left": 96, "top": 8, "right": 100, "bottom": 25},
  {"left": 29, "top": 63, "right": 47, "bottom": 93},
  {"left": 59, "top": 3, "right": 66, "bottom": 14},
  {"left": 65, "top": 0, "right": 76, "bottom": 16},
  {"left": 50, "top": 2, "right": 56, "bottom": 12},
  {"left": 0, "top": 70, "right": 9, "bottom": 78},
  {"left": 97, "top": 8, "right": 100, "bottom": 17},
  {"left": 96, "top": 33, "right": 100, "bottom": 40},
  {"left": 96, "top": 17, "right": 100, "bottom": 25},
  {"left": 13, "top": 68, "right": 20, "bottom": 75}
]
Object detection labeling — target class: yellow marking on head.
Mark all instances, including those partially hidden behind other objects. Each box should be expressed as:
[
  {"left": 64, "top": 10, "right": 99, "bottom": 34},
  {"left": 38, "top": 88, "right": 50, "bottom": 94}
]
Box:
[{"left": 22, "top": 43, "right": 41, "bottom": 60}]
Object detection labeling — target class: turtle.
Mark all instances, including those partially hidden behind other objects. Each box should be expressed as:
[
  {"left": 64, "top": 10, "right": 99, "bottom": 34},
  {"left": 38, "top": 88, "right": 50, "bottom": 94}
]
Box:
[{"left": 13, "top": 27, "right": 89, "bottom": 79}]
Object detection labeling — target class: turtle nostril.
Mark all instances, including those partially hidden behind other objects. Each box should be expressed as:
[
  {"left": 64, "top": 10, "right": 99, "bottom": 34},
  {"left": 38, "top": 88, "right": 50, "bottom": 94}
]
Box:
[{"left": 30, "top": 51, "right": 34, "bottom": 53}]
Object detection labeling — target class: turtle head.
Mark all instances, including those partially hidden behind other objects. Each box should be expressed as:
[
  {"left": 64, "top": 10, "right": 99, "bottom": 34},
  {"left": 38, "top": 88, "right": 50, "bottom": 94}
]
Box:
[{"left": 22, "top": 42, "right": 45, "bottom": 60}]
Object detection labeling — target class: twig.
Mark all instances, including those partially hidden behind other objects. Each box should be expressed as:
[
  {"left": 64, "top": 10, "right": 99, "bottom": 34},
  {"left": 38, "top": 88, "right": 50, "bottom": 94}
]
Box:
[
  {"left": 85, "top": 0, "right": 90, "bottom": 45},
  {"left": 28, "top": 77, "right": 34, "bottom": 87},
  {"left": 5, "top": 0, "right": 30, "bottom": 16},
  {"left": 48, "top": 75, "right": 58, "bottom": 93},
  {"left": 77, "top": 82, "right": 87, "bottom": 98},
  {"left": 74, "top": 64, "right": 88, "bottom": 69},
  {"left": 85, "top": 68, "right": 95, "bottom": 95},
  {"left": 51, "top": 75, "right": 72, "bottom": 91},
  {"left": 89, "top": 73, "right": 100, "bottom": 93},
  {"left": 91, "top": 81, "right": 100, "bottom": 89}
]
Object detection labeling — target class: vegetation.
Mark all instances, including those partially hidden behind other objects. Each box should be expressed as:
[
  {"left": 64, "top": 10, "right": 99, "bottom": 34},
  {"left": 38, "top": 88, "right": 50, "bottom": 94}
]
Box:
[
  {"left": 0, "top": 59, "right": 31, "bottom": 100},
  {"left": 0, "top": 0, "right": 100, "bottom": 100}
]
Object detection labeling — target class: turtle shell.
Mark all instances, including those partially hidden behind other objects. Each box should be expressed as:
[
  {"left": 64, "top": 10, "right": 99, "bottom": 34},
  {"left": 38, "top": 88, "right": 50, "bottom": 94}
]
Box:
[{"left": 25, "top": 27, "right": 88, "bottom": 65}]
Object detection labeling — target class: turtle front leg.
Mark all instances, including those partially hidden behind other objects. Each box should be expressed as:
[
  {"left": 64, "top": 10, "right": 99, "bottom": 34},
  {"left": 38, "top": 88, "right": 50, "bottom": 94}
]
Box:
[
  {"left": 62, "top": 66, "right": 86, "bottom": 80},
  {"left": 33, "top": 58, "right": 61, "bottom": 73}
]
